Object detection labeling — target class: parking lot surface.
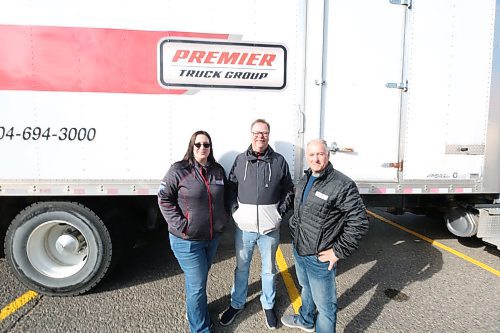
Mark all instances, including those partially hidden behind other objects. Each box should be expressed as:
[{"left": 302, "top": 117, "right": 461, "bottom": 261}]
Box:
[{"left": 1, "top": 208, "right": 499, "bottom": 332}]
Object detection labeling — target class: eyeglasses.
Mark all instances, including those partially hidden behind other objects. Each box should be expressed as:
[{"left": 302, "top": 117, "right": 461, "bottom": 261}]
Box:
[
  {"left": 194, "top": 142, "right": 211, "bottom": 148},
  {"left": 252, "top": 131, "right": 269, "bottom": 137}
]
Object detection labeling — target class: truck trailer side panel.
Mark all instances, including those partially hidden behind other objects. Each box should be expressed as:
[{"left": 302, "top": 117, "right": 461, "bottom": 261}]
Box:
[{"left": 0, "top": 0, "right": 307, "bottom": 295}]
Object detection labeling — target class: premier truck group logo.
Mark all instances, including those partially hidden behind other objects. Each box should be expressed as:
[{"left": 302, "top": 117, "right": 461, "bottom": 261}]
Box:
[{"left": 158, "top": 39, "right": 287, "bottom": 90}]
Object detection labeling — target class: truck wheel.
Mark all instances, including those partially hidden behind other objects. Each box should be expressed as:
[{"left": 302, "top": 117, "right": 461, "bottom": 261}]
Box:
[{"left": 4, "top": 201, "right": 112, "bottom": 296}]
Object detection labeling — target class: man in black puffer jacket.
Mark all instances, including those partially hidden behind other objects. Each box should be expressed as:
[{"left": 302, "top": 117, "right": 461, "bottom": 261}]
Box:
[{"left": 281, "top": 139, "right": 368, "bottom": 333}]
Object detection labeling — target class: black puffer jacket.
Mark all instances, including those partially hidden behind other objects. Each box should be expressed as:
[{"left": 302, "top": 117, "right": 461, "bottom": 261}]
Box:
[
  {"left": 158, "top": 160, "right": 229, "bottom": 240},
  {"left": 289, "top": 162, "right": 368, "bottom": 258}
]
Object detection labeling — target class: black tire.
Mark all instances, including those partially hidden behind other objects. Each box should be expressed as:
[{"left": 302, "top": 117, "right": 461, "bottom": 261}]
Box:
[{"left": 4, "top": 201, "right": 112, "bottom": 296}]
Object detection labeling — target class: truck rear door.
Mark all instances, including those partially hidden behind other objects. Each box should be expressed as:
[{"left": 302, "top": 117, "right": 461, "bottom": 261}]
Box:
[
  {"left": 311, "top": 0, "right": 496, "bottom": 193},
  {"left": 399, "top": 0, "right": 495, "bottom": 190},
  {"left": 319, "top": 0, "right": 407, "bottom": 183}
]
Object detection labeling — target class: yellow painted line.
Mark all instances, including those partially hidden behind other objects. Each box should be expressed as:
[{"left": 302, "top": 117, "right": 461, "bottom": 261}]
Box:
[
  {"left": 367, "top": 210, "right": 500, "bottom": 277},
  {"left": 276, "top": 246, "right": 301, "bottom": 314},
  {"left": 0, "top": 290, "right": 38, "bottom": 321}
]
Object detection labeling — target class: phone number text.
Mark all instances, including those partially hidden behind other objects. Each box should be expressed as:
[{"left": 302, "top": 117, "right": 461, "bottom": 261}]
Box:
[{"left": 0, "top": 126, "right": 96, "bottom": 142}]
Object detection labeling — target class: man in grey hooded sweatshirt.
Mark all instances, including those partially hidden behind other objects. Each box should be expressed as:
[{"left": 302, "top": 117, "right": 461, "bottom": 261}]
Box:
[{"left": 219, "top": 119, "right": 294, "bottom": 330}]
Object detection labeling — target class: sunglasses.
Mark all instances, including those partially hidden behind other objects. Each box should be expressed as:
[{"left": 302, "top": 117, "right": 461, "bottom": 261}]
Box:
[{"left": 194, "top": 143, "right": 211, "bottom": 148}]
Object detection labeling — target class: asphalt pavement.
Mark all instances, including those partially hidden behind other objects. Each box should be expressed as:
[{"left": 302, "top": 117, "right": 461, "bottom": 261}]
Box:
[{"left": 1, "top": 208, "right": 500, "bottom": 332}]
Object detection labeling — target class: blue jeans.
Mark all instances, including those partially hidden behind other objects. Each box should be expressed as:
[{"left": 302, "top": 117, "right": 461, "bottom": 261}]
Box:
[
  {"left": 293, "top": 247, "right": 337, "bottom": 333},
  {"left": 169, "top": 233, "right": 221, "bottom": 333},
  {"left": 230, "top": 228, "right": 279, "bottom": 310}
]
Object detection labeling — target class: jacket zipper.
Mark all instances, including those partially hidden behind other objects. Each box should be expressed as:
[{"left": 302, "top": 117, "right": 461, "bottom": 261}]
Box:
[
  {"left": 296, "top": 174, "right": 310, "bottom": 248},
  {"left": 256, "top": 158, "right": 260, "bottom": 233},
  {"left": 200, "top": 166, "right": 214, "bottom": 240},
  {"left": 183, "top": 193, "right": 190, "bottom": 236},
  {"left": 294, "top": 179, "right": 304, "bottom": 249}
]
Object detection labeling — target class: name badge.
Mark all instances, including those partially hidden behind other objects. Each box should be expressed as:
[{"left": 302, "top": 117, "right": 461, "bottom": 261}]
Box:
[
  {"left": 215, "top": 179, "right": 224, "bottom": 185},
  {"left": 315, "top": 191, "right": 328, "bottom": 200}
]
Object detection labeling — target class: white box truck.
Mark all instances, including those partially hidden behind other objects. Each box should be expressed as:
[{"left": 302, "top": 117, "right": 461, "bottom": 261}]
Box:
[{"left": 1, "top": 0, "right": 499, "bottom": 295}]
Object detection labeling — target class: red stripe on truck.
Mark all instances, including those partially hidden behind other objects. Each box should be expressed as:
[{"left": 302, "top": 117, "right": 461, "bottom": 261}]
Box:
[{"left": 0, "top": 25, "right": 229, "bottom": 94}]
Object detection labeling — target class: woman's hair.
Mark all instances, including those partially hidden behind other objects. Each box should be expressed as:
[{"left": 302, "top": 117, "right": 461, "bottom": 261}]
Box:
[{"left": 183, "top": 130, "right": 216, "bottom": 164}]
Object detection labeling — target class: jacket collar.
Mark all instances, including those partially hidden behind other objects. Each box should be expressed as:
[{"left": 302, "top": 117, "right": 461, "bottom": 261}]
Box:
[
  {"left": 245, "top": 145, "right": 274, "bottom": 162},
  {"left": 188, "top": 159, "right": 212, "bottom": 170}
]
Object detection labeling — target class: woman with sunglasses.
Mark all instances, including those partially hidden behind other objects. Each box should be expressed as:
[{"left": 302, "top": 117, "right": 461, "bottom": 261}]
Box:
[{"left": 158, "top": 130, "right": 230, "bottom": 333}]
